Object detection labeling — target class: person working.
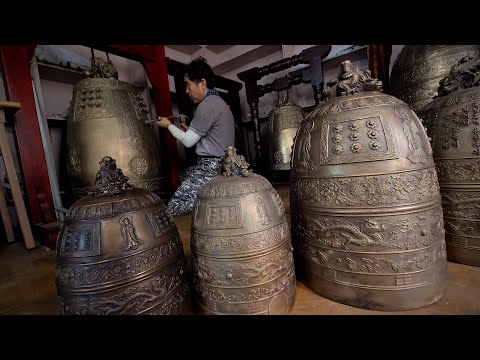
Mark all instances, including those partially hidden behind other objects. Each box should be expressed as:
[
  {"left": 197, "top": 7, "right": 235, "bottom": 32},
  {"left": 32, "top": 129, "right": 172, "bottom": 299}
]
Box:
[{"left": 156, "top": 56, "right": 235, "bottom": 216}]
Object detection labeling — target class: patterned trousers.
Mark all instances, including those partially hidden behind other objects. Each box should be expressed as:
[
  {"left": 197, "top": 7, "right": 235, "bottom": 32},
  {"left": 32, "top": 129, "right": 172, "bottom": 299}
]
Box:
[{"left": 167, "top": 157, "right": 222, "bottom": 216}]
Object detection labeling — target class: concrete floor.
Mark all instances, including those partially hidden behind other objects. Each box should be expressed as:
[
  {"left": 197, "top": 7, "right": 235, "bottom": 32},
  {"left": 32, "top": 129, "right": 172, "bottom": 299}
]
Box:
[{"left": 1, "top": 185, "right": 479, "bottom": 315}]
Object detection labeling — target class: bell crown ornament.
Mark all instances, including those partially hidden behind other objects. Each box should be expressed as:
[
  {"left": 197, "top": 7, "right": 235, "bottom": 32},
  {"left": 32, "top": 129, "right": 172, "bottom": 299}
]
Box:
[
  {"left": 323, "top": 59, "right": 383, "bottom": 100},
  {"left": 437, "top": 55, "right": 480, "bottom": 97},
  {"left": 56, "top": 156, "right": 192, "bottom": 315}
]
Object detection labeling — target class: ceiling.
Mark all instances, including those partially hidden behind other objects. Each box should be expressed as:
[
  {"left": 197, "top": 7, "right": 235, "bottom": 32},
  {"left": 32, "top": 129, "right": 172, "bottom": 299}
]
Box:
[
  {"left": 164, "top": 45, "right": 283, "bottom": 76},
  {"left": 166, "top": 45, "right": 235, "bottom": 55}
]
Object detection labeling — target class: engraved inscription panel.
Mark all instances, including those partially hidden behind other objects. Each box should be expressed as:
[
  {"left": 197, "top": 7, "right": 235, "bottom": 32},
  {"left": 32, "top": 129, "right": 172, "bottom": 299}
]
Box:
[
  {"left": 205, "top": 200, "right": 244, "bottom": 230},
  {"left": 113, "top": 89, "right": 139, "bottom": 144},
  {"left": 320, "top": 110, "right": 397, "bottom": 164},
  {"left": 60, "top": 222, "right": 101, "bottom": 257},
  {"left": 147, "top": 208, "right": 174, "bottom": 238}
]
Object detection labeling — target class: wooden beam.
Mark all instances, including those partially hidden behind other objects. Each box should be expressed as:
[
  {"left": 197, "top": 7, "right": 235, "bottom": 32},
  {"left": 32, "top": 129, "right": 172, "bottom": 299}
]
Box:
[
  {"left": 287, "top": 46, "right": 368, "bottom": 79},
  {"left": 84, "top": 45, "right": 159, "bottom": 62},
  {"left": 142, "top": 46, "right": 180, "bottom": 192}
]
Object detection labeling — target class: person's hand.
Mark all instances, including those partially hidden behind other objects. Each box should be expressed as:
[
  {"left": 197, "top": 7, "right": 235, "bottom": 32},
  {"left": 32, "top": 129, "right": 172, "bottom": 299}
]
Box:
[
  {"left": 180, "top": 122, "right": 189, "bottom": 131},
  {"left": 156, "top": 117, "right": 172, "bottom": 128}
]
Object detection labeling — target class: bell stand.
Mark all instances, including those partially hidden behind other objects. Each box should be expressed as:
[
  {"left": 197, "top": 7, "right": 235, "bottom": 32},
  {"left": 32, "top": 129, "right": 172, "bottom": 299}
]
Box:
[
  {"left": 0, "top": 101, "right": 36, "bottom": 249},
  {"left": 237, "top": 45, "right": 332, "bottom": 174}
]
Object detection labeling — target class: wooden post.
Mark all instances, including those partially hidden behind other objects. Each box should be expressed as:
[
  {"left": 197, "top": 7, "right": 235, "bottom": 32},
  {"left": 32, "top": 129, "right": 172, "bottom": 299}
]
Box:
[
  {"left": 0, "top": 45, "right": 56, "bottom": 225},
  {"left": 0, "top": 169, "right": 15, "bottom": 243},
  {"left": 0, "top": 101, "right": 36, "bottom": 249},
  {"left": 142, "top": 46, "right": 180, "bottom": 192},
  {"left": 367, "top": 45, "right": 393, "bottom": 94}
]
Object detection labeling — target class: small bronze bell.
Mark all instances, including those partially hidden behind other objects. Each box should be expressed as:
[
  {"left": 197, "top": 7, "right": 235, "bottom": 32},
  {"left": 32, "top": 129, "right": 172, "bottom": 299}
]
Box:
[
  {"left": 264, "top": 92, "right": 305, "bottom": 174},
  {"left": 190, "top": 146, "right": 296, "bottom": 314}
]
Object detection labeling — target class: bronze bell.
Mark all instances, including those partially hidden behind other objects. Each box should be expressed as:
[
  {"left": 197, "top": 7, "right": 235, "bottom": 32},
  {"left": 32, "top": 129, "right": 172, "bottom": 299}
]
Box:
[
  {"left": 190, "top": 146, "right": 296, "bottom": 314},
  {"left": 421, "top": 55, "right": 480, "bottom": 267},
  {"left": 390, "top": 45, "right": 480, "bottom": 114},
  {"left": 56, "top": 156, "right": 192, "bottom": 314},
  {"left": 264, "top": 92, "right": 305, "bottom": 174},
  {"left": 66, "top": 57, "right": 165, "bottom": 199},
  {"left": 290, "top": 60, "right": 447, "bottom": 310}
]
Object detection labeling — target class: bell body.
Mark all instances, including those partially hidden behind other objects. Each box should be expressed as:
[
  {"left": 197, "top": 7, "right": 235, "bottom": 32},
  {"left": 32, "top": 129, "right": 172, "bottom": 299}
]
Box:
[
  {"left": 423, "top": 87, "right": 480, "bottom": 267},
  {"left": 290, "top": 92, "right": 447, "bottom": 310},
  {"left": 390, "top": 45, "right": 480, "bottom": 113},
  {"left": 66, "top": 78, "right": 165, "bottom": 199},
  {"left": 191, "top": 173, "right": 295, "bottom": 315},
  {"left": 56, "top": 188, "right": 192, "bottom": 314},
  {"left": 265, "top": 101, "right": 305, "bottom": 172}
]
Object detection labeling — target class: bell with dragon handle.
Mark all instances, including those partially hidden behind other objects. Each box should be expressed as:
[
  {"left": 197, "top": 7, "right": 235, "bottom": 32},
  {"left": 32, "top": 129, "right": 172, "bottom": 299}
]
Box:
[
  {"left": 390, "top": 45, "right": 480, "bottom": 114},
  {"left": 290, "top": 60, "right": 447, "bottom": 310},
  {"left": 56, "top": 156, "right": 192, "bottom": 314},
  {"left": 66, "top": 54, "right": 166, "bottom": 200},
  {"left": 190, "top": 146, "right": 296, "bottom": 314},
  {"left": 421, "top": 54, "right": 480, "bottom": 267}
]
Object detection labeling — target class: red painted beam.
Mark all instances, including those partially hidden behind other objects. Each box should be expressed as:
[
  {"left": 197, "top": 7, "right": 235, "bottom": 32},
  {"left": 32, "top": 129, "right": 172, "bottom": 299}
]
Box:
[
  {"left": 141, "top": 45, "right": 180, "bottom": 192},
  {"left": 0, "top": 45, "right": 55, "bottom": 224},
  {"left": 85, "top": 45, "right": 158, "bottom": 62}
]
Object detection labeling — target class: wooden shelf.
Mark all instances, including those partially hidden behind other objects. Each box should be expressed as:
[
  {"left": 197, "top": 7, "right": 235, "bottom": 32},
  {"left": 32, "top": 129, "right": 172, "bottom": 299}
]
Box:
[
  {"left": 37, "top": 62, "right": 87, "bottom": 85},
  {"left": 47, "top": 116, "right": 68, "bottom": 128}
]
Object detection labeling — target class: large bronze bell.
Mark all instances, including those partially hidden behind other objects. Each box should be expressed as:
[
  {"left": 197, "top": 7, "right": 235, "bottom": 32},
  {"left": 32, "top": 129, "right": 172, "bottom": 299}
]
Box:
[
  {"left": 56, "top": 156, "right": 192, "bottom": 314},
  {"left": 421, "top": 55, "right": 480, "bottom": 267},
  {"left": 66, "top": 57, "right": 165, "bottom": 199},
  {"left": 390, "top": 45, "right": 480, "bottom": 114},
  {"left": 190, "top": 146, "right": 296, "bottom": 314},
  {"left": 264, "top": 93, "right": 305, "bottom": 173},
  {"left": 290, "top": 60, "right": 447, "bottom": 310}
]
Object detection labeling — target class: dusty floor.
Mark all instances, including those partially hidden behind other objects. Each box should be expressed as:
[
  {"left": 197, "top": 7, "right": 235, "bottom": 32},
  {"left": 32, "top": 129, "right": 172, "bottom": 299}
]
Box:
[{"left": 1, "top": 185, "right": 479, "bottom": 315}]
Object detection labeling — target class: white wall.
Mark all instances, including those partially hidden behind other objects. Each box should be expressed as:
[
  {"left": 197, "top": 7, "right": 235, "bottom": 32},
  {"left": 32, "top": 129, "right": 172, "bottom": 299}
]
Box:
[{"left": 41, "top": 79, "right": 74, "bottom": 117}]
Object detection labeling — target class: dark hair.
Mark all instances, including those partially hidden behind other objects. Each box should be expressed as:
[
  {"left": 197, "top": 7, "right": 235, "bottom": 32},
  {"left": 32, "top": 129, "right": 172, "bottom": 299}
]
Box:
[{"left": 185, "top": 56, "right": 215, "bottom": 89}]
